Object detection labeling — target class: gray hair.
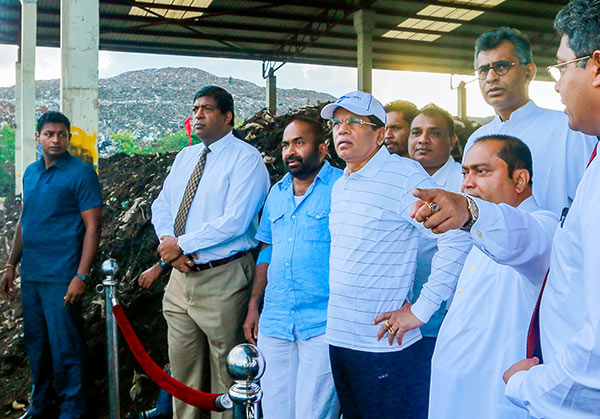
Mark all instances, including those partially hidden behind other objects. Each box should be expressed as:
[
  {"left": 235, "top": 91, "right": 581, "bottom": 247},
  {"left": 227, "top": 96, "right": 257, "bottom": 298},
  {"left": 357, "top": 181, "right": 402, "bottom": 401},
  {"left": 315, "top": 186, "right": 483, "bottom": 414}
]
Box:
[
  {"left": 554, "top": 0, "right": 600, "bottom": 68},
  {"left": 474, "top": 27, "right": 532, "bottom": 67}
]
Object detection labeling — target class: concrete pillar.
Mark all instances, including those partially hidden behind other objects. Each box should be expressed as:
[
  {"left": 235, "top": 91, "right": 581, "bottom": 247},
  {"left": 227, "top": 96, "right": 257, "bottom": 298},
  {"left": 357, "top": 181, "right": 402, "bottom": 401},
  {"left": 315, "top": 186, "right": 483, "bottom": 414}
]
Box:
[
  {"left": 14, "top": 61, "right": 23, "bottom": 195},
  {"left": 457, "top": 81, "right": 467, "bottom": 119},
  {"left": 20, "top": 0, "right": 37, "bottom": 178},
  {"left": 61, "top": 0, "right": 99, "bottom": 168},
  {"left": 353, "top": 9, "right": 375, "bottom": 93},
  {"left": 266, "top": 68, "right": 276, "bottom": 115}
]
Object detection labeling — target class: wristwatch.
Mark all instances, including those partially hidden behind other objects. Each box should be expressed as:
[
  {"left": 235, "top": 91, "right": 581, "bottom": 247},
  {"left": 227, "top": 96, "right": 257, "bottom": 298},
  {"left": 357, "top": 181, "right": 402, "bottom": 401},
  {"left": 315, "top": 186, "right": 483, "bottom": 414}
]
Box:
[
  {"left": 75, "top": 272, "right": 90, "bottom": 285},
  {"left": 460, "top": 194, "right": 479, "bottom": 232}
]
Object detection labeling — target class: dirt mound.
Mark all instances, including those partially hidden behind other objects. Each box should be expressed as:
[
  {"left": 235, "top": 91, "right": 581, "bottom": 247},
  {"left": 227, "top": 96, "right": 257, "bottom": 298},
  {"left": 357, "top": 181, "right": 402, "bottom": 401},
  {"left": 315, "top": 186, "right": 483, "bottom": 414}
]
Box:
[{"left": 0, "top": 105, "right": 480, "bottom": 417}]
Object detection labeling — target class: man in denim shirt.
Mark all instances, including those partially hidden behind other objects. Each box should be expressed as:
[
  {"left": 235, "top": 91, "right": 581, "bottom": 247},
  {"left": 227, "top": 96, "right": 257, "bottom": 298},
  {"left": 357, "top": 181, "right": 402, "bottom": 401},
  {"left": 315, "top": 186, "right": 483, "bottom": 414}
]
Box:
[{"left": 243, "top": 116, "right": 342, "bottom": 419}]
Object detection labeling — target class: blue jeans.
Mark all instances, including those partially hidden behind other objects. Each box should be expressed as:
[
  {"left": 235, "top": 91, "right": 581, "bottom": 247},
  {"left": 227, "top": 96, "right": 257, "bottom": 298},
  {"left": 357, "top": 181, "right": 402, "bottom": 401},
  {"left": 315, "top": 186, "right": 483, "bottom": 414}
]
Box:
[
  {"left": 21, "top": 281, "right": 87, "bottom": 419},
  {"left": 329, "top": 343, "right": 422, "bottom": 419}
]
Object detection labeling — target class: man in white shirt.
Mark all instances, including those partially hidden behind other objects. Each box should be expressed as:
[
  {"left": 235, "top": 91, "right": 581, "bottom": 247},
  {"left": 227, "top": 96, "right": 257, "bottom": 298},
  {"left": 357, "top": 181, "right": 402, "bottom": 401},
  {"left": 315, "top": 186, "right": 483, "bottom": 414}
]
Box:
[
  {"left": 320, "top": 91, "right": 471, "bottom": 418},
  {"left": 384, "top": 99, "right": 418, "bottom": 157},
  {"left": 467, "top": 26, "right": 597, "bottom": 216},
  {"left": 151, "top": 86, "right": 270, "bottom": 418},
  {"left": 411, "top": 135, "right": 556, "bottom": 419},
  {"left": 501, "top": 2, "right": 600, "bottom": 417},
  {"left": 406, "top": 104, "right": 463, "bottom": 416}
]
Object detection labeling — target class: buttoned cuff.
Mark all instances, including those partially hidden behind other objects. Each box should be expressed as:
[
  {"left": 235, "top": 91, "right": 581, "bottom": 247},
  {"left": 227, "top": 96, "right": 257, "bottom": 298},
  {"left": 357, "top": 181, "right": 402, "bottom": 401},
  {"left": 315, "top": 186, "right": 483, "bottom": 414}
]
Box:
[
  {"left": 504, "top": 369, "right": 529, "bottom": 409},
  {"left": 176, "top": 234, "right": 194, "bottom": 255},
  {"left": 411, "top": 297, "right": 437, "bottom": 324}
]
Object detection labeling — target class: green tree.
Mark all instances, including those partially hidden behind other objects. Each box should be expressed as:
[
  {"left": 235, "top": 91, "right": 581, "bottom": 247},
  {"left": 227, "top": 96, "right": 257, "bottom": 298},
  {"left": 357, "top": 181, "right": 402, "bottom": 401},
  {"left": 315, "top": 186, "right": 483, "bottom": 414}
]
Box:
[
  {"left": 111, "top": 130, "right": 140, "bottom": 155},
  {"left": 0, "top": 124, "right": 15, "bottom": 196}
]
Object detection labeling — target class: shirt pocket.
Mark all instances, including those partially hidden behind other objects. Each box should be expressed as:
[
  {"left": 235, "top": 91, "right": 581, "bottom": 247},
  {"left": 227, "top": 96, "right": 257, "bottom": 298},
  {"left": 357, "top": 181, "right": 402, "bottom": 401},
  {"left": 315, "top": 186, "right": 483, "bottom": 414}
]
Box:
[
  {"left": 269, "top": 210, "right": 285, "bottom": 244},
  {"left": 302, "top": 209, "right": 331, "bottom": 242}
]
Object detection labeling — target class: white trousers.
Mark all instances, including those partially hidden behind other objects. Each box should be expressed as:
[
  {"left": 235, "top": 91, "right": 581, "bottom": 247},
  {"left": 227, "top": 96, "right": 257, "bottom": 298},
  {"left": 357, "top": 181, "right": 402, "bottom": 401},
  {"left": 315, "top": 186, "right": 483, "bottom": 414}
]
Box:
[{"left": 258, "top": 330, "right": 340, "bottom": 419}]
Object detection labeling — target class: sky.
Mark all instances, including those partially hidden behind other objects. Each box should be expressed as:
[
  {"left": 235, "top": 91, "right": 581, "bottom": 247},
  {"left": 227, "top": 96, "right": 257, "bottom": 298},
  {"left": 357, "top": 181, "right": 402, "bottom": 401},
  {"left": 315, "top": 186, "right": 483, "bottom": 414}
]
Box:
[{"left": 0, "top": 44, "right": 565, "bottom": 119}]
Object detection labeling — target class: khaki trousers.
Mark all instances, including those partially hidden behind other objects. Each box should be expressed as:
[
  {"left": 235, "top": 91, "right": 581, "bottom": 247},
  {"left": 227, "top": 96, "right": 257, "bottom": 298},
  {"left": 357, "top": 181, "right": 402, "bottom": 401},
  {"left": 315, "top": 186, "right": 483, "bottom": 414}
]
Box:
[{"left": 162, "top": 253, "right": 254, "bottom": 419}]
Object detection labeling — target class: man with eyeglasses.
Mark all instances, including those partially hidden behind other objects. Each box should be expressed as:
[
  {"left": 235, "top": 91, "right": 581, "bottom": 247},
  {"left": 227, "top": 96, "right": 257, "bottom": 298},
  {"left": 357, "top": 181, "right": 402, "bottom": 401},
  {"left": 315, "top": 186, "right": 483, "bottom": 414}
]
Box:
[
  {"left": 320, "top": 91, "right": 471, "bottom": 418},
  {"left": 466, "top": 27, "right": 596, "bottom": 217},
  {"left": 384, "top": 99, "right": 418, "bottom": 156},
  {"left": 500, "top": 1, "right": 600, "bottom": 417}
]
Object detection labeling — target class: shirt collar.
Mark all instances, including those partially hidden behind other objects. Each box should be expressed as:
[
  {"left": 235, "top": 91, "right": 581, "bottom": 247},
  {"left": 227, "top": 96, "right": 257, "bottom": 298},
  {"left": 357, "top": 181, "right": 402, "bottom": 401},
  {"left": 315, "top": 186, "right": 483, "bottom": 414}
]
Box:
[
  {"left": 344, "top": 145, "right": 389, "bottom": 178},
  {"left": 277, "top": 160, "right": 334, "bottom": 191},
  {"left": 37, "top": 151, "right": 70, "bottom": 171},
  {"left": 432, "top": 156, "right": 458, "bottom": 184},
  {"left": 517, "top": 194, "right": 539, "bottom": 212},
  {"left": 199, "top": 130, "right": 235, "bottom": 155},
  {"left": 493, "top": 100, "right": 537, "bottom": 124}
]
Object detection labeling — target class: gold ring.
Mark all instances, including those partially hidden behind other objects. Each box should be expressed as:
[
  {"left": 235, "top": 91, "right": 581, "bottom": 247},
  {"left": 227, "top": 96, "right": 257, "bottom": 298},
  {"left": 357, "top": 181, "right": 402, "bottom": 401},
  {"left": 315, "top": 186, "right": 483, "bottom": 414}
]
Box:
[
  {"left": 384, "top": 320, "right": 395, "bottom": 334},
  {"left": 426, "top": 201, "right": 439, "bottom": 213}
]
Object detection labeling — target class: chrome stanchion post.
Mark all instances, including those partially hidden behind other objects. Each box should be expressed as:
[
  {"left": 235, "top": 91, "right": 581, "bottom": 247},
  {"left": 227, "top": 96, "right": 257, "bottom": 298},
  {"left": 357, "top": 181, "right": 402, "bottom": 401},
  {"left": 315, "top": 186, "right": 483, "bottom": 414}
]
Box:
[
  {"left": 100, "top": 259, "right": 120, "bottom": 419},
  {"left": 224, "top": 344, "right": 265, "bottom": 419}
]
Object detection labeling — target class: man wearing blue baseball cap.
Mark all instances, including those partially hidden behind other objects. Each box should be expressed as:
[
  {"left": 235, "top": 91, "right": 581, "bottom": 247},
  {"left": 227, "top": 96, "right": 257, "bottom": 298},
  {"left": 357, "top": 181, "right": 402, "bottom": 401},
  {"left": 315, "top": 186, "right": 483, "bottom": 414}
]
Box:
[{"left": 321, "top": 91, "right": 471, "bottom": 418}]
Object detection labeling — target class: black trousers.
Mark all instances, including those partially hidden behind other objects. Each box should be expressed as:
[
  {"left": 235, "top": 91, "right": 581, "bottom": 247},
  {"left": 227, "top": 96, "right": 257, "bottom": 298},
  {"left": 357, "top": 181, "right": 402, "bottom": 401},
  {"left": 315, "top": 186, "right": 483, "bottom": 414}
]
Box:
[{"left": 329, "top": 340, "right": 430, "bottom": 419}]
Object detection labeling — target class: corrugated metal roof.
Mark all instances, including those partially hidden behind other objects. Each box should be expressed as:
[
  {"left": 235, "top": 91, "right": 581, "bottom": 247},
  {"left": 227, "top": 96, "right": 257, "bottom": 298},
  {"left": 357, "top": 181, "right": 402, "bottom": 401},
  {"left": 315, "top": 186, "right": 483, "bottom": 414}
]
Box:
[{"left": 0, "top": 0, "right": 568, "bottom": 80}]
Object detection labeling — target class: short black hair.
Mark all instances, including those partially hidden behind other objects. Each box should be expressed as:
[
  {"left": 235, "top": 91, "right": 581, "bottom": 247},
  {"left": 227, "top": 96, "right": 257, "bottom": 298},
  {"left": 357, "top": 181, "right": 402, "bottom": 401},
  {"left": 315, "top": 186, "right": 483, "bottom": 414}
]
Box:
[
  {"left": 193, "top": 86, "right": 235, "bottom": 126},
  {"left": 473, "top": 134, "right": 533, "bottom": 185},
  {"left": 413, "top": 103, "right": 455, "bottom": 138},
  {"left": 36, "top": 111, "right": 71, "bottom": 133},
  {"left": 384, "top": 100, "right": 418, "bottom": 125},
  {"left": 554, "top": 0, "right": 600, "bottom": 68},
  {"left": 474, "top": 27, "right": 533, "bottom": 67},
  {"left": 286, "top": 116, "right": 325, "bottom": 144}
]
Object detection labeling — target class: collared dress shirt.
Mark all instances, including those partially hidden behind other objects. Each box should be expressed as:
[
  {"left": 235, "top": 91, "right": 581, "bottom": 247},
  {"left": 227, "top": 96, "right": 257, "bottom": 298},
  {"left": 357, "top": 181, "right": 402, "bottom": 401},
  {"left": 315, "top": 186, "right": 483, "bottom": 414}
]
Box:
[
  {"left": 255, "top": 161, "right": 343, "bottom": 341},
  {"left": 20, "top": 152, "right": 103, "bottom": 283},
  {"left": 464, "top": 101, "right": 597, "bottom": 217},
  {"left": 326, "top": 146, "right": 472, "bottom": 353},
  {"left": 151, "top": 131, "right": 270, "bottom": 263},
  {"left": 505, "top": 152, "right": 600, "bottom": 418},
  {"left": 429, "top": 196, "right": 556, "bottom": 419},
  {"left": 411, "top": 156, "right": 463, "bottom": 337}
]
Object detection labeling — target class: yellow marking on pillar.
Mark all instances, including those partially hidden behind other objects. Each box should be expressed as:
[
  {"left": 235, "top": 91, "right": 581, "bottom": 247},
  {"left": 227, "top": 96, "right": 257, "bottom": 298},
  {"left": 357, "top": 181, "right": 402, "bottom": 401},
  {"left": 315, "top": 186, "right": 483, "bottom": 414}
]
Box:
[{"left": 68, "top": 125, "right": 98, "bottom": 171}]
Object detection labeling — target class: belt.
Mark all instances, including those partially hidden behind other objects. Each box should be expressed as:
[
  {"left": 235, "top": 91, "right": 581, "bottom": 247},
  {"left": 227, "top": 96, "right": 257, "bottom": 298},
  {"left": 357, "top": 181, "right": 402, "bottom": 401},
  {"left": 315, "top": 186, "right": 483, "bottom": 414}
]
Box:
[{"left": 189, "top": 250, "right": 248, "bottom": 272}]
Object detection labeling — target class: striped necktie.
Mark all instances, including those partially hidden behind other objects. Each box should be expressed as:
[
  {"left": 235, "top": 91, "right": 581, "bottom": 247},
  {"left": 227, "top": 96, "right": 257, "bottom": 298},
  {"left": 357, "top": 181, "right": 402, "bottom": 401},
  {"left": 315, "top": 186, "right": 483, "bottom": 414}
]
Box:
[
  {"left": 526, "top": 143, "right": 598, "bottom": 360},
  {"left": 173, "top": 146, "right": 210, "bottom": 237}
]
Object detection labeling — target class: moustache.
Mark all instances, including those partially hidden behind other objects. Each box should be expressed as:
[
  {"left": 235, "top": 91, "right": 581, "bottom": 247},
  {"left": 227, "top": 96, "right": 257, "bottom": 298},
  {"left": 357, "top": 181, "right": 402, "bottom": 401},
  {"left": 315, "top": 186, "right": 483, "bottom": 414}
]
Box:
[{"left": 284, "top": 156, "right": 303, "bottom": 165}]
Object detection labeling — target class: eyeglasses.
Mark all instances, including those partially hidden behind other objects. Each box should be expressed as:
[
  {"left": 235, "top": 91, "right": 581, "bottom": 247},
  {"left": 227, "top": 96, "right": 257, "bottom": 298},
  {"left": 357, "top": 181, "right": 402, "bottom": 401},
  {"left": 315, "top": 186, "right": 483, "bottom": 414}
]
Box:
[
  {"left": 546, "top": 56, "right": 591, "bottom": 82},
  {"left": 475, "top": 60, "right": 521, "bottom": 79},
  {"left": 329, "top": 117, "right": 377, "bottom": 130}
]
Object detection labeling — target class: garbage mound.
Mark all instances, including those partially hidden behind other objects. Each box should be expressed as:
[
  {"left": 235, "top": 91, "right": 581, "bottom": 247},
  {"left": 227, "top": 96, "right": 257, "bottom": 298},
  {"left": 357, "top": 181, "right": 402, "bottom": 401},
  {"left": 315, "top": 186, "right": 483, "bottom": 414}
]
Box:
[{"left": 0, "top": 105, "right": 480, "bottom": 417}]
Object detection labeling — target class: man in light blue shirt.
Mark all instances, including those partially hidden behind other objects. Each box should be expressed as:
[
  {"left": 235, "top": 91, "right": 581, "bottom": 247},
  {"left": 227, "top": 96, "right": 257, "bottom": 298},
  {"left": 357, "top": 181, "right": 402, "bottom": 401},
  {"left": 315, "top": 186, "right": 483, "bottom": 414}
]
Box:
[
  {"left": 151, "top": 86, "right": 270, "bottom": 419},
  {"left": 243, "top": 116, "right": 342, "bottom": 419}
]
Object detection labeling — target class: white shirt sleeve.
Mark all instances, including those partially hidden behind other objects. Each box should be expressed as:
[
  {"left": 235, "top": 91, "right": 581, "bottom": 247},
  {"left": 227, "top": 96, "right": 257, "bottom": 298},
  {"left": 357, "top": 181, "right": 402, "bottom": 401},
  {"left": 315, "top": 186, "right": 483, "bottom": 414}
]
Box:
[
  {"left": 177, "top": 151, "right": 270, "bottom": 254},
  {"left": 399, "top": 174, "right": 472, "bottom": 323},
  {"left": 505, "top": 171, "right": 600, "bottom": 419},
  {"left": 151, "top": 152, "right": 182, "bottom": 239},
  {"left": 469, "top": 197, "right": 557, "bottom": 280}
]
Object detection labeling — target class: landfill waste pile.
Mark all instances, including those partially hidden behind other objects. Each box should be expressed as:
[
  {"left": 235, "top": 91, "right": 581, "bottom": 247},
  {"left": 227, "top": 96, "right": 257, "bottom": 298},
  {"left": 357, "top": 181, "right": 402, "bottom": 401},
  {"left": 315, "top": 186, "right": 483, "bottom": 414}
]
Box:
[{"left": 0, "top": 105, "right": 480, "bottom": 418}]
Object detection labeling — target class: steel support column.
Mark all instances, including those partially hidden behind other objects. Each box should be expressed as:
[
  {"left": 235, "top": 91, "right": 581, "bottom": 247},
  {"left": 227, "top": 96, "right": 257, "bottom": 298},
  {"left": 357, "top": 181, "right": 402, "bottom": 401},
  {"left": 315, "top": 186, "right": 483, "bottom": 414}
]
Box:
[{"left": 353, "top": 9, "right": 375, "bottom": 93}]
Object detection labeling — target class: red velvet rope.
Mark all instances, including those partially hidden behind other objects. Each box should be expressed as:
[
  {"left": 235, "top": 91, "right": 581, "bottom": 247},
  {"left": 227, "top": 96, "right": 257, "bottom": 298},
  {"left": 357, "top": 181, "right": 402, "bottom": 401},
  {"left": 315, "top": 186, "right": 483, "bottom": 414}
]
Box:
[{"left": 112, "top": 304, "right": 225, "bottom": 411}]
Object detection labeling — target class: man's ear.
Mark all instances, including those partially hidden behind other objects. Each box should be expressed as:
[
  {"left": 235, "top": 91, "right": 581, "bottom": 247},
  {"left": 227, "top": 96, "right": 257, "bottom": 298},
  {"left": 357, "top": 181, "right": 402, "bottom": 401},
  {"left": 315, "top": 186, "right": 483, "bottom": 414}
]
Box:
[
  {"left": 35, "top": 131, "right": 40, "bottom": 144},
  {"left": 525, "top": 62, "right": 537, "bottom": 82},
  {"left": 224, "top": 111, "right": 233, "bottom": 126},
  {"left": 513, "top": 168, "right": 530, "bottom": 194},
  {"left": 376, "top": 127, "right": 385, "bottom": 146},
  {"left": 449, "top": 134, "right": 458, "bottom": 148},
  {"left": 591, "top": 50, "right": 600, "bottom": 88},
  {"left": 318, "top": 142, "right": 328, "bottom": 160}
]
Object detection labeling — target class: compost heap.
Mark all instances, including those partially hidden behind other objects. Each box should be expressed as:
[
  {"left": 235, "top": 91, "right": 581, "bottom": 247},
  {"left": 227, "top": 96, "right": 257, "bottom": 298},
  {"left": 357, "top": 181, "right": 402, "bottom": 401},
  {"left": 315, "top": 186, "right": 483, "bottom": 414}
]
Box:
[{"left": 0, "top": 104, "right": 480, "bottom": 417}]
